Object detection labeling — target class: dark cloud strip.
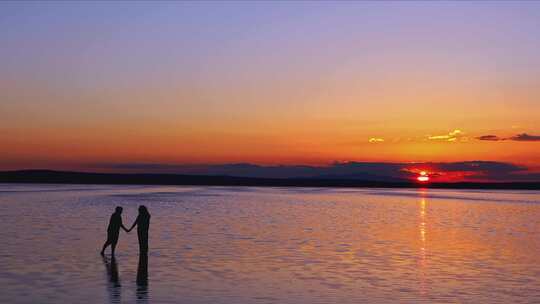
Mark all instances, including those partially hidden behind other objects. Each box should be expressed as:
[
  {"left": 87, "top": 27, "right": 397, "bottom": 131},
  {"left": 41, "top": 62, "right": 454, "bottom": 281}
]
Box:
[
  {"left": 476, "top": 135, "right": 503, "bottom": 141},
  {"left": 91, "top": 161, "right": 534, "bottom": 182},
  {"left": 509, "top": 133, "right": 540, "bottom": 141},
  {"left": 476, "top": 133, "right": 540, "bottom": 142}
]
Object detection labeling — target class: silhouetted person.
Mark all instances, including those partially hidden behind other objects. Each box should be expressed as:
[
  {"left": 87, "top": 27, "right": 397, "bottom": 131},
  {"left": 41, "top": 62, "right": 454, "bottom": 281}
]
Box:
[
  {"left": 101, "top": 206, "right": 129, "bottom": 256},
  {"left": 136, "top": 253, "right": 149, "bottom": 303},
  {"left": 128, "top": 205, "right": 151, "bottom": 254},
  {"left": 102, "top": 255, "right": 121, "bottom": 303}
]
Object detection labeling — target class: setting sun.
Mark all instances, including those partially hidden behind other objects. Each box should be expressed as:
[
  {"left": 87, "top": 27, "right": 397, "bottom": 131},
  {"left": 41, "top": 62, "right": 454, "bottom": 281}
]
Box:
[{"left": 417, "top": 171, "right": 430, "bottom": 182}]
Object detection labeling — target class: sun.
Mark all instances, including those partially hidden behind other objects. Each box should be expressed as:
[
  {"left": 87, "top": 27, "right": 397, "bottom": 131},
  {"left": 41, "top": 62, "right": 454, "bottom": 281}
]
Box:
[
  {"left": 417, "top": 176, "right": 430, "bottom": 182},
  {"left": 417, "top": 171, "right": 430, "bottom": 182}
]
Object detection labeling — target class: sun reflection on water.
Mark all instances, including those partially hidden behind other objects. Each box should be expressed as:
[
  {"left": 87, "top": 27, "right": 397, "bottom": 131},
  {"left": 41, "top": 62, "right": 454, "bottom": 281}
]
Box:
[{"left": 418, "top": 196, "right": 428, "bottom": 296}]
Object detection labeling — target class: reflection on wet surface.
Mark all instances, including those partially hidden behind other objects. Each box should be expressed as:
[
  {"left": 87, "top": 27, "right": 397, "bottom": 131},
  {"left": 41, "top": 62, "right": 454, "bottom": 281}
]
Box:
[
  {"left": 0, "top": 184, "right": 539, "bottom": 303},
  {"left": 136, "top": 254, "right": 149, "bottom": 304},
  {"left": 103, "top": 256, "right": 121, "bottom": 304}
]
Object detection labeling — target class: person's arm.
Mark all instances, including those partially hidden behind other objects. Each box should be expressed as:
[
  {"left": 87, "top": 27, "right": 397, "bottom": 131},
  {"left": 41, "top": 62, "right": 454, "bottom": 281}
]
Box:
[
  {"left": 121, "top": 218, "right": 130, "bottom": 232},
  {"left": 127, "top": 216, "right": 139, "bottom": 232}
]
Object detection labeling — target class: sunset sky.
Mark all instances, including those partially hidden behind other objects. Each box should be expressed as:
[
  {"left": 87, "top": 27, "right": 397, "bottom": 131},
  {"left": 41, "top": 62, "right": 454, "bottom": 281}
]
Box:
[{"left": 1, "top": 2, "right": 539, "bottom": 180}]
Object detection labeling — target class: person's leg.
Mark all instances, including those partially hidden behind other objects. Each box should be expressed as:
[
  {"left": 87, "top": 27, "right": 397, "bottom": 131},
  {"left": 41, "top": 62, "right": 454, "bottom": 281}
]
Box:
[
  {"left": 111, "top": 241, "right": 118, "bottom": 256},
  {"left": 138, "top": 231, "right": 148, "bottom": 254},
  {"left": 101, "top": 239, "right": 111, "bottom": 255},
  {"left": 138, "top": 234, "right": 143, "bottom": 254},
  {"left": 143, "top": 233, "right": 148, "bottom": 253},
  {"left": 109, "top": 232, "right": 120, "bottom": 256}
]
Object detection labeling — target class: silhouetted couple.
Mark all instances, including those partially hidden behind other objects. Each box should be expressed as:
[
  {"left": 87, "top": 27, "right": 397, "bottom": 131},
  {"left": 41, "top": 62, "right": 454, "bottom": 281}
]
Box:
[{"left": 101, "top": 205, "right": 151, "bottom": 256}]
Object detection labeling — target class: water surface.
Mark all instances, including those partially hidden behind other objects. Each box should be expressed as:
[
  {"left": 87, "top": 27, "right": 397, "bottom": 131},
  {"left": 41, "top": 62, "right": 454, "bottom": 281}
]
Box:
[{"left": 0, "top": 184, "right": 539, "bottom": 303}]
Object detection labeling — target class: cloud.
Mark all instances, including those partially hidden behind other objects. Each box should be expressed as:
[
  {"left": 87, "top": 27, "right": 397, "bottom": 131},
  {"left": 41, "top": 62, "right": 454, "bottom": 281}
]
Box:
[
  {"left": 476, "top": 133, "right": 540, "bottom": 142},
  {"left": 509, "top": 133, "right": 540, "bottom": 142},
  {"left": 476, "top": 135, "right": 504, "bottom": 141},
  {"left": 428, "top": 129, "right": 466, "bottom": 142},
  {"left": 434, "top": 161, "right": 525, "bottom": 173},
  {"left": 92, "top": 160, "right": 536, "bottom": 182},
  {"left": 368, "top": 137, "right": 384, "bottom": 143}
]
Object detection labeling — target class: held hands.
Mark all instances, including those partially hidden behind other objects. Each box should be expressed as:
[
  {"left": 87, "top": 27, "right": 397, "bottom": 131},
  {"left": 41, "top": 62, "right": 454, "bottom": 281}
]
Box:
[{"left": 125, "top": 220, "right": 137, "bottom": 233}]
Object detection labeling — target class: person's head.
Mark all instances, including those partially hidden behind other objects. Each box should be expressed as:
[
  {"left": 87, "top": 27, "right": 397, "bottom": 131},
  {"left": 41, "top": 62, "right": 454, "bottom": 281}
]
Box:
[
  {"left": 138, "top": 205, "right": 148, "bottom": 215},
  {"left": 115, "top": 206, "right": 123, "bottom": 214}
]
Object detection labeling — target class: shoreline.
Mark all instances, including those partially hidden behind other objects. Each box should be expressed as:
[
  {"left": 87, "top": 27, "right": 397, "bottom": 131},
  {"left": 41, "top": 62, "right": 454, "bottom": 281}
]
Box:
[{"left": 1, "top": 170, "right": 539, "bottom": 190}]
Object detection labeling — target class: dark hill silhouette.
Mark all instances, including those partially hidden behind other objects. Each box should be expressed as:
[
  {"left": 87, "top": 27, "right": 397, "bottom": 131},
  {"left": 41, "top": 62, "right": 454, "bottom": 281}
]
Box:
[
  {"left": 0, "top": 170, "right": 538, "bottom": 190},
  {"left": 95, "top": 161, "right": 532, "bottom": 181}
]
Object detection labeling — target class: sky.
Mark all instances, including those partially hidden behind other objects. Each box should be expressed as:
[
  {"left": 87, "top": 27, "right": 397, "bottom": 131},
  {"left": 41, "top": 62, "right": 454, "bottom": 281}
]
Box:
[{"left": 1, "top": 1, "right": 539, "bottom": 181}]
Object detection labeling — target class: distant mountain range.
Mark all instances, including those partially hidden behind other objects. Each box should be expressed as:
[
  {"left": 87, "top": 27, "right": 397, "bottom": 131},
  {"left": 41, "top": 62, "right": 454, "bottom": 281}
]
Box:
[{"left": 0, "top": 170, "right": 538, "bottom": 190}]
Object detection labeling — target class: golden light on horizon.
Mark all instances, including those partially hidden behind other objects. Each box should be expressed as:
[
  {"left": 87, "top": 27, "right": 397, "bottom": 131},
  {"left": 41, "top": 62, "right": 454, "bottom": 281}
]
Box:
[
  {"left": 417, "top": 171, "right": 430, "bottom": 182},
  {"left": 0, "top": 2, "right": 539, "bottom": 177}
]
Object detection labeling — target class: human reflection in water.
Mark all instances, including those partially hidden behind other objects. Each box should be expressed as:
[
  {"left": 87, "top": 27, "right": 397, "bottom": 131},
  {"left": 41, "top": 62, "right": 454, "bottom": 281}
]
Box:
[
  {"left": 102, "top": 255, "right": 121, "bottom": 304},
  {"left": 136, "top": 253, "right": 149, "bottom": 303},
  {"left": 128, "top": 205, "right": 151, "bottom": 254}
]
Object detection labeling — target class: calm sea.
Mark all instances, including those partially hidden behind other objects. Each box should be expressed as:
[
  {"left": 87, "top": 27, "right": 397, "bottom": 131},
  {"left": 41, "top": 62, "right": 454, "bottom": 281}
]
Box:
[{"left": 0, "top": 184, "right": 539, "bottom": 303}]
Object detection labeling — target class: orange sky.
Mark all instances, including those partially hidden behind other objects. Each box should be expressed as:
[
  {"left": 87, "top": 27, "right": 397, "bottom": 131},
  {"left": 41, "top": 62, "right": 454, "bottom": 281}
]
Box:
[{"left": 1, "top": 2, "right": 539, "bottom": 172}]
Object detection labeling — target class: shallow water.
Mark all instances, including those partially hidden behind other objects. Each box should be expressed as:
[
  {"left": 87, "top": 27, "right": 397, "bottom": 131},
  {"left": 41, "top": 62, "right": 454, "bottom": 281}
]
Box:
[{"left": 0, "top": 184, "right": 539, "bottom": 303}]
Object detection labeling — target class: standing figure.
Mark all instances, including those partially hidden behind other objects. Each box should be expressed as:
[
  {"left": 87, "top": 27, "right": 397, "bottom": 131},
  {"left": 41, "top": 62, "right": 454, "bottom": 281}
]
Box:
[
  {"left": 101, "top": 206, "right": 129, "bottom": 256},
  {"left": 128, "top": 205, "right": 151, "bottom": 254}
]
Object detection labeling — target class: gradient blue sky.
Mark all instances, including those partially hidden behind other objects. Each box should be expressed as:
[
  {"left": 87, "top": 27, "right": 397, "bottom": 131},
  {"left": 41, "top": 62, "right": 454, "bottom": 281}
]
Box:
[{"left": 1, "top": 1, "right": 539, "bottom": 177}]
